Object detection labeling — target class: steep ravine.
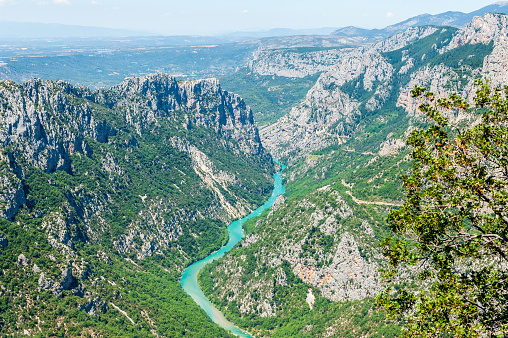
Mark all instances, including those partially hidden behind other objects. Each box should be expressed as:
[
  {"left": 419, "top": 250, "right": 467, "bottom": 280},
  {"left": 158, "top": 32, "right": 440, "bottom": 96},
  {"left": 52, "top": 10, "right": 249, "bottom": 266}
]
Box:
[
  {"left": 0, "top": 74, "right": 275, "bottom": 336},
  {"left": 181, "top": 162, "right": 285, "bottom": 337},
  {"left": 192, "top": 13, "right": 508, "bottom": 338}
]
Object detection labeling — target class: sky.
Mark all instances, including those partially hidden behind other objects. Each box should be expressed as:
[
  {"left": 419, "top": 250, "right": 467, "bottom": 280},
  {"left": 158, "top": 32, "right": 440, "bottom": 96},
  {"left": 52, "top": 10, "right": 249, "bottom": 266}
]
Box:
[{"left": 0, "top": 0, "right": 501, "bottom": 35}]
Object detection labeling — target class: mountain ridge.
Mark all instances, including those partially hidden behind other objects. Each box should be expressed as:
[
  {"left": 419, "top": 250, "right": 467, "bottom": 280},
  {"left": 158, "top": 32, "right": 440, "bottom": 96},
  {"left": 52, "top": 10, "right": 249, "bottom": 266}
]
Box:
[
  {"left": 197, "top": 12, "right": 508, "bottom": 337},
  {"left": 331, "top": 2, "right": 508, "bottom": 40},
  {"left": 0, "top": 73, "right": 274, "bottom": 336}
]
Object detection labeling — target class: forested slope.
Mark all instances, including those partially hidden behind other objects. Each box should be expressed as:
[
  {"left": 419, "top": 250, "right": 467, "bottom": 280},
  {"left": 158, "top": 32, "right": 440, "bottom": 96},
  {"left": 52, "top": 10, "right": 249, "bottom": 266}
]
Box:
[
  {"left": 200, "top": 13, "right": 508, "bottom": 337},
  {"left": 0, "top": 74, "right": 275, "bottom": 336}
]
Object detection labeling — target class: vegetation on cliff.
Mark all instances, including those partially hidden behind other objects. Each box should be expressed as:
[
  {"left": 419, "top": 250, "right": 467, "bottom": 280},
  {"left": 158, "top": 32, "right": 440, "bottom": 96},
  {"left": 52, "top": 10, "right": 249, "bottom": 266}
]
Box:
[
  {"left": 0, "top": 75, "right": 274, "bottom": 336},
  {"left": 199, "top": 13, "right": 508, "bottom": 338},
  {"left": 378, "top": 82, "right": 508, "bottom": 336}
]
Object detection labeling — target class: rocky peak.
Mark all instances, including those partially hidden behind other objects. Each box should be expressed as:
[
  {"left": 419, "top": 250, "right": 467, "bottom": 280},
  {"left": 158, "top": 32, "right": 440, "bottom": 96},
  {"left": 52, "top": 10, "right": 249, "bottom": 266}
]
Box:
[
  {"left": 0, "top": 233, "right": 7, "bottom": 250},
  {"left": 444, "top": 13, "right": 508, "bottom": 51},
  {"left": 110, "top": 73, "right": 179, "bottom": 97},
  {"left": 95, "top": 74, "right": 262, "bottom": 155},
  {"left": 104, "top": 74, "right": 245, "bottom": 120}
]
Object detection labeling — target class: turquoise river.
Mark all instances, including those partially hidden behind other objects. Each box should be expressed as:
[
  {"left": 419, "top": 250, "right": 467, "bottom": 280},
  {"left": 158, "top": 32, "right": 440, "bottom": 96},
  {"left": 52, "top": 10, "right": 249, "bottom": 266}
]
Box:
[{"left": 180, "top": 162, "right": 286, "bottom": 337}]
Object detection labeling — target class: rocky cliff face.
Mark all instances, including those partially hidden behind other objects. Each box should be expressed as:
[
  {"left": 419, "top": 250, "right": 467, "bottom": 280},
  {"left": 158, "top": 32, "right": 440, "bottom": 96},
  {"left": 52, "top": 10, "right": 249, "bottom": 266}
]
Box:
[
  {"left": 197, "top": 13, "right": 507, "bottom": 337},
  {"left": 0, "top": 74, "right": 273, "bottom": 254},
  {"left": 260, "top": 46, "right": 397, "bottom": 160},
  {"left": 0, "top": 79, "right": 98, "bottom": 174},
  {"left": 205, "top": 185, "right": 385, "bottom": 315},
  {"left": 0, "top": 73, "right": 274, "bottom": 336},
  {"left": 257, "top": 28, "right": 440, "bottom": 161},
  {"left": 97, "top": 75, "right": 265, "bottom": 155},
  {"left": 250, "top": 27, "right": 437, "bottom": 79},
  {"left": 255, "top": 15, "right": 505, "bottom": 163}
]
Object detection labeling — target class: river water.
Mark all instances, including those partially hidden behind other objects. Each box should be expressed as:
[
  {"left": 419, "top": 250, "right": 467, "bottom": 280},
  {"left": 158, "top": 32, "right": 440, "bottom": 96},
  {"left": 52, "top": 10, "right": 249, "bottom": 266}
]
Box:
[{"left": 180, "top": 162, "right": 286, "bottom": 337}]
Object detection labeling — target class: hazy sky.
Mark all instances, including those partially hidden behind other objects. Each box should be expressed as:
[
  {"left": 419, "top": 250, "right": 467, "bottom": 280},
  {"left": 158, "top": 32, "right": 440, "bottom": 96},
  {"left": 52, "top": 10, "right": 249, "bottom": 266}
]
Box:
[{"left": 0, "top": 0, "right": 500, "bottom": 35}]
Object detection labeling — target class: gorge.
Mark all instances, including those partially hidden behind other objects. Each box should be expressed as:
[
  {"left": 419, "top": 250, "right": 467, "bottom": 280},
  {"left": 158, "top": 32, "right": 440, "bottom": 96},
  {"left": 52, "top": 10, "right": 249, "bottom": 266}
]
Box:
[
  {"left": 180, "top": 162, "right": 285, "bottom": 337},
  {"left": 0, "top": 4, "right": 508, "bottom": 337}
]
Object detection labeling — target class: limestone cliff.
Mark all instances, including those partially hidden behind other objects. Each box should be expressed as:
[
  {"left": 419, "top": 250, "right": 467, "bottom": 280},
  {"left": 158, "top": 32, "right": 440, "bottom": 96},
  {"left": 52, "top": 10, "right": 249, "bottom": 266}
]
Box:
[
  {"left": 198, "top": 13, "right": 507, "bottom": 338},
  {"left": 256, "top": 14, "right": 504, "bottom": 163},
  {"left": 0, "top": 74, "right": 274, "bottom": 336}
]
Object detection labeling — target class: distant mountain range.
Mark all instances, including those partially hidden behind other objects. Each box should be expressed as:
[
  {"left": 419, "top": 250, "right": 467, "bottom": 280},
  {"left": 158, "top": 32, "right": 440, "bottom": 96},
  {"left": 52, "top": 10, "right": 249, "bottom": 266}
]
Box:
[
  {"left": 228, "top": 2, "right": 508, "bottom": 42},
  {"left": 226, "top": 27, "right": 340, "bottom": 39},
  {"left": 332, "top": 1, "right": 508, "bottom": 38},
  {"left": 1, "top": 2, "right": 507, "bottom": 42},
  {"left": 0, "top": 22, "right": 340, "bottom": 40}
]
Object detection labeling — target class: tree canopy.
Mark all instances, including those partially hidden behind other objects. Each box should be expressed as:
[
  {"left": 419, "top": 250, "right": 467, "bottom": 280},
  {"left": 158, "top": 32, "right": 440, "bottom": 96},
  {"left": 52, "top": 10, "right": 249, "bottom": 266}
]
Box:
[{"left": 377, "top": 80, "right": 508, "bottom": 337}]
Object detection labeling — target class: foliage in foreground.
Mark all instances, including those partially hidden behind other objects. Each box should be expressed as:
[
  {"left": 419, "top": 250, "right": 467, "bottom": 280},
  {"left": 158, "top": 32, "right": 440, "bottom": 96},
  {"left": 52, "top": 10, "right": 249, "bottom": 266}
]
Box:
[{"left": 378, "top": 81, "right": 508, "bottom": 337}]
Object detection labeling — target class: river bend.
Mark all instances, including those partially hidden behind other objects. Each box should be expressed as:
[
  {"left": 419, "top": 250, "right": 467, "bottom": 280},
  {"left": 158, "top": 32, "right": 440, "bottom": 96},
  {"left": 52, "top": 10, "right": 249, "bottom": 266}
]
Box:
[{"left": 180, "top": 162, "right": 285, "bottom": 337}]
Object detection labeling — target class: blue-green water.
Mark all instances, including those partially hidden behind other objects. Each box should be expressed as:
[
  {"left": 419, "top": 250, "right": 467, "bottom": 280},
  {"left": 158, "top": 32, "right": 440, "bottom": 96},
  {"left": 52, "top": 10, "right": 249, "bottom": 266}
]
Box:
[{"left": 180, "top": 162, "right": 286, "bottom": 337}]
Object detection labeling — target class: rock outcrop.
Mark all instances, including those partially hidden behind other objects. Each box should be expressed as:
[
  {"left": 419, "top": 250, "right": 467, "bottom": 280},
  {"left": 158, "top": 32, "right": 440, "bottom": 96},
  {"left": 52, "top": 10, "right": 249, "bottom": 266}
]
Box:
[
  {"left": 206, "top": 186, "right": 385, "bottom": 318},
  {"left": 0, "top": 233, "right": 6, "bottom": 250},
  {"left": 0, "top": 73, "right": 275, "bottom": 334},
  {"left": 17, "top": 254, "right": 30, "bottom": 266},
  {"left": 257, "top": 14, "right": 506, "bottom": 163}
]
